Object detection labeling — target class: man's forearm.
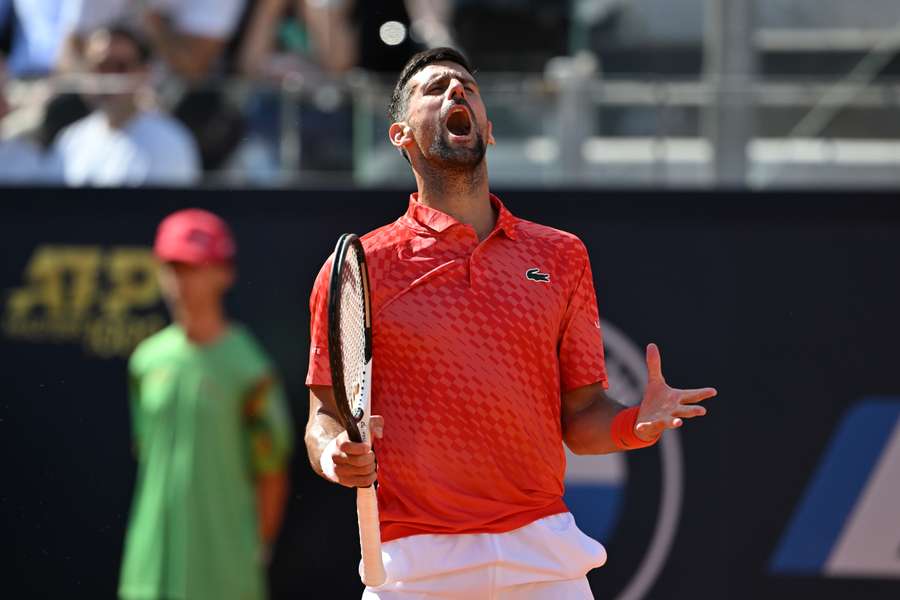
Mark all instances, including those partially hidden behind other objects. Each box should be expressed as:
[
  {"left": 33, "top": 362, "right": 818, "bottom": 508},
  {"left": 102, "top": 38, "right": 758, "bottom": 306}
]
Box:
[
  {"left": 305, "top": 386, "right": 346, "bottom": 478},
  {"left": 256, "top": 471, "right": 288, "bottom": 544},
  {"left": 561, "top": 385, "right": 627, "bottom": 455}
]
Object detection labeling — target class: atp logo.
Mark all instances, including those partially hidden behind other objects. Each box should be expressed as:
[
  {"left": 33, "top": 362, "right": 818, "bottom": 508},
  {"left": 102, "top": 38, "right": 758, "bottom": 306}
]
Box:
[
  {"left": 770, "top": 398, "right": 900, "bottom": 579},
  {"left": 564, "top": 320, "right": 685, "bottom": 600},
  {"left": 2, "top": 245, "right": 166, "bottom": 357}
]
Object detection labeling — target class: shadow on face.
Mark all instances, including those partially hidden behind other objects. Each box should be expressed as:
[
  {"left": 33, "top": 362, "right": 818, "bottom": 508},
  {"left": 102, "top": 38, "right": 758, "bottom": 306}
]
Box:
[{"left": 157, "top": 262, "right": 235, "bottom": 315}]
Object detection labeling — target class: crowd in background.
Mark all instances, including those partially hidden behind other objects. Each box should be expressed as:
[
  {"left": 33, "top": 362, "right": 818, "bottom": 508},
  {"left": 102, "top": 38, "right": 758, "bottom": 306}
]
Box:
[
  {"left": 0, "top": 1, "right": 897, "bottom": 187},
  {"left": 0, "top": 0, "right": 594, "bottom": 186}
]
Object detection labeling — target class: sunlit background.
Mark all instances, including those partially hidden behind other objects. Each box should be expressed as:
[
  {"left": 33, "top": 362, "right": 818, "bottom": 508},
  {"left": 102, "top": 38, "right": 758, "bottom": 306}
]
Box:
[
  {"left": 1, "top": 0, "right": 898, "bottom": 189},
  {"left": 2, "top": 2, "right": 900, "bottom": 600}
]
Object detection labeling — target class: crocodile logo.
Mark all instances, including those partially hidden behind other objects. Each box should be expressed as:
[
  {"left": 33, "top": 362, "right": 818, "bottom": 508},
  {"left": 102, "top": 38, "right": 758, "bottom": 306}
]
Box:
[{"left": 525, "top": 268, "right": 550, "bottom": 283}]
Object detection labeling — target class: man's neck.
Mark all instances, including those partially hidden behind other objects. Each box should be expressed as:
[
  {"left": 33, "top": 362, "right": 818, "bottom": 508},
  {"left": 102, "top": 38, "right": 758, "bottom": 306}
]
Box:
[
  {"left": 414, "top": 163, "right": 495, "bottom": 240},
  {"left": 176, "top": 307, "right": 227, "bottom": 345},
  {"left": 102, "top": 99, "right": 140, "bottom": 129}
]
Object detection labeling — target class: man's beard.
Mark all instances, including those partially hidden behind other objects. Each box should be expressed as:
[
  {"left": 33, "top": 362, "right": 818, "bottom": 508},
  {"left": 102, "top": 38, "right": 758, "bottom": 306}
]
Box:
[
  {"left": 426, "top": 104, "right": 486, "bottom": 170},
  {"left": 428, "top": 129, "right": 486, "bottom": 170}
]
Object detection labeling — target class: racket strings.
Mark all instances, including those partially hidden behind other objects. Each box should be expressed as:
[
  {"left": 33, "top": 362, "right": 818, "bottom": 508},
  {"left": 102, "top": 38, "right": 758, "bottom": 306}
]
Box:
[{"left": 339, "top": 246, "right": 367, "bottom": 420}]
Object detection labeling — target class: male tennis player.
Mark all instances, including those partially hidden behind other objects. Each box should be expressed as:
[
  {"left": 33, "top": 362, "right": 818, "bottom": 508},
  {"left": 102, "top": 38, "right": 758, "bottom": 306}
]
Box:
[
  {"left": 120, "top": 209, "right": 293, "bottom": 600},
  {"left": 305, "top": 48, "right": 716, "bottom": 599}
]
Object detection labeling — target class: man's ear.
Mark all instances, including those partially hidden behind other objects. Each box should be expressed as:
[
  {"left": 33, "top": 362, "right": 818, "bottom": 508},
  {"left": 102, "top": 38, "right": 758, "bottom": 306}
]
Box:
[
  {"left": 389, "top": 122, "right": 415, "bottom": 151},
  {"left": 487, "top": 120, "right": 496, "bottom": 146}
]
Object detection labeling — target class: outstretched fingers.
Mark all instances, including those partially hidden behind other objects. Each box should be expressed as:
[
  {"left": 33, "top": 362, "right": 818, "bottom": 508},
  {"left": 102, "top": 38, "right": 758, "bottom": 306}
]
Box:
[
  {"left": 679, "top": 387, "right": 718, "bottom": 404},
  {"left": 635, "top": 417, "right": 681, "bottom": 440},
  {"left": 672, "top": 405, "right": 707, "bottom": 419},
  {"left": 646, "top": 343, "right": 664, "bottom": 383}
]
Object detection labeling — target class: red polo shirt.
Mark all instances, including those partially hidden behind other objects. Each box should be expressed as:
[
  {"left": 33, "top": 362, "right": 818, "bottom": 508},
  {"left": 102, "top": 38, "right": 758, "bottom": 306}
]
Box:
[{"left": 307, "top": 193, "right": 608, "bottom": 542}]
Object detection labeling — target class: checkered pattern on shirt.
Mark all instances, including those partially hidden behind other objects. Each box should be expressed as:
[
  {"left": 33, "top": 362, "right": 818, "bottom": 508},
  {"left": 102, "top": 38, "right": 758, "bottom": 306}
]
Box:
[{"left": 307, "top": 194, "right": 607, "bottom": 542}]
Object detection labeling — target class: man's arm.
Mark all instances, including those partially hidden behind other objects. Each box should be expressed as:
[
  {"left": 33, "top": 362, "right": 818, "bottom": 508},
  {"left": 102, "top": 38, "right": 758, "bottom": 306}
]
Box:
[
  {"left": 305, "top": 385, "right": 347, "bottom": 478},
  {"left": 404, "top": 0, "right": 454, "bottom": 47},
  {"left": 561, "top": 382, "right": 628, "bottom": 455},
  {"left": 301, "top": 0, "right": 358, "bottom": 74},
  {"left": 236, "top": 0, "right": 287, "bottom": 76},
  {"left": 562, "top": 343, "right": 717, "bottom": 455},
  {"left": 257, "top": 471, "right": 288, "bottom": 545},
  {"left": 244, "top": 375, "right": 294, "bottom": 548},
  {"left": 306, "top": 385, "right": 379, "bottom": 487}
]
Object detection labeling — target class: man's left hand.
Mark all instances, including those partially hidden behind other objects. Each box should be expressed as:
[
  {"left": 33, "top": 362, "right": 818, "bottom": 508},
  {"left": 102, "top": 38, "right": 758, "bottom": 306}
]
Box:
[{"left": 635, "top": 343, "right": 717, "bottom": 442}]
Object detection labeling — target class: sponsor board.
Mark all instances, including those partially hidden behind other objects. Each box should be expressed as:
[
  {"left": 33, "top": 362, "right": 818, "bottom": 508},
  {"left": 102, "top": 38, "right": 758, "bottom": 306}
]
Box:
[
  {"left": 771, "top": 398, "right": 900, "bottom": 580},
  {"left": 3, "top": 245, "right": 166, "bottom": 357}
]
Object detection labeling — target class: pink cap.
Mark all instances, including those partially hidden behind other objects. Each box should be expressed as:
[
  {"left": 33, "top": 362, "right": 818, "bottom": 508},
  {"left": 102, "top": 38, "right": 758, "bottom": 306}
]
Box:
[{"left": 154, "top": 209, "right": 236, "bottom": 264}]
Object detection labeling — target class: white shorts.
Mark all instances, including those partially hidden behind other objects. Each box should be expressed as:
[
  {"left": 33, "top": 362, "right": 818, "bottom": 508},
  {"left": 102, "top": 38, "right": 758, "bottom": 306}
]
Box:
[{"left": 362, "top": 512, "right": 606, "bottom": 599}]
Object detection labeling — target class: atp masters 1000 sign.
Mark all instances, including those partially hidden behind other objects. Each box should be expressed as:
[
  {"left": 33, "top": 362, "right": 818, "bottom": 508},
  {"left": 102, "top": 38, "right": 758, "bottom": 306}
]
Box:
[{"left": 3, "top": 245, "right": 166, "bottom": 358}]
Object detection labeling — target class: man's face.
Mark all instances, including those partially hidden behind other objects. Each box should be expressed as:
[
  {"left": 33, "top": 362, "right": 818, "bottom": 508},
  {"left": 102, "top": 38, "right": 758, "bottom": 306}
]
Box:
[
  {"left": 398, "top": 61, "right": 493, "bottom": 170},
  {"left": 83, "top": 31, "right": 146, "bottom": 108},
  {"left": 157, "top": 262, "right": 233, "bottom": 317}
]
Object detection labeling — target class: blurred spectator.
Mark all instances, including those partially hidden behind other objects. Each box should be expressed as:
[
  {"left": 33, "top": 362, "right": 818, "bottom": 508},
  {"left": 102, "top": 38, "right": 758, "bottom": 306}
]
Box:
[
  {"left": 234, "top": 0, "right": 442, "bottom": 179},
  {"left": 52, "top": 26, "right": 200, "bottom": 186},
  {"left": 173, "top": 87, "right": 245, "bottom": 173},
  {"left": 120, "top": 209, "right": 293, "bottom": 600},
  {"left": 58, "top": 0, "right": 245, "bottom": 79},
  {"left": 141, "top": 0, "right": 250, "bottom": 173},
  {"left": 237, "top": 0, "right": 356, "bottom": 81},
  {"left": 0, "top": 55, "right": 60, "bottom": 181},
  {"left": 405, "top": 0, "right": 454, "bottom": 49},
  {"left": 58, "top": 0, "right": 139, "bottom": 72},
  {"left": 237, "top": 0, "right": 448, "bottom": 81},
  {"left": 0, "top": 0, "right": 141, "bottom": 76},
  {"left": 34, "top": 90, "right": 89, "bottom": 148},
  {"left": 0, "top": 0, "right": 72, "bottom": 76},
  {"left": 143, "top": 0, "right": 247, "bottom": 80}
]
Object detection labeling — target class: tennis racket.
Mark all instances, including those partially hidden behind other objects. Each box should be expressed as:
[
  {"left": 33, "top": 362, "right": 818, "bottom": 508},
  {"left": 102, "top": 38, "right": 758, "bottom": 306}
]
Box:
[{"left": 327, "top": 233, "right": 386, "bottom": 587}]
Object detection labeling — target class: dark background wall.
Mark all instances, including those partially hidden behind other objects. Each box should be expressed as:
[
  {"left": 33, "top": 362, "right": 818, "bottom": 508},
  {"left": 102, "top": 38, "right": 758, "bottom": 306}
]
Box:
[{"left": 2, "top": 188, "right": 899, "bottom": 599}]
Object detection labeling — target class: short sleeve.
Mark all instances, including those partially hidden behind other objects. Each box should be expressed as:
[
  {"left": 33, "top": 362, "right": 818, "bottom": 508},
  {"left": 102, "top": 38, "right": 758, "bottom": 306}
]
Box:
[
  {"left": 244, "top": 375, "right": 293, "bottom": 474},
  {"left": 305, "top": 259, "right": 332, "bottom": 387},
  {"left": 558, "top": 243, "right": 608, "bottom": 391}
]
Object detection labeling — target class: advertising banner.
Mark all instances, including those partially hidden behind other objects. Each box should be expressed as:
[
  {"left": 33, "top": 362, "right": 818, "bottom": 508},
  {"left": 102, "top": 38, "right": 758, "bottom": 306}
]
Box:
[{"left": 2, "top": 188, "right": 898, "bottom": 599}]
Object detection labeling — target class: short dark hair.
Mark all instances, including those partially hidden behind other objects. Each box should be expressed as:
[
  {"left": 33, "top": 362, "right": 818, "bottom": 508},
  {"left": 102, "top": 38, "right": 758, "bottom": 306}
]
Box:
[
  {"left": 388, "top": 47, "right": 474, "bottom": 124},
  {"left": 101, "top": 25, "right": 152, "bottom": 64}
]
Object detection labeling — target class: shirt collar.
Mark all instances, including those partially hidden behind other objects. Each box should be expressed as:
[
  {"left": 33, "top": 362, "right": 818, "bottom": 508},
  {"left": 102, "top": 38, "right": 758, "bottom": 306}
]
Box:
[{"left": 402, "top": 193, "right": 518, "bottom": 240}]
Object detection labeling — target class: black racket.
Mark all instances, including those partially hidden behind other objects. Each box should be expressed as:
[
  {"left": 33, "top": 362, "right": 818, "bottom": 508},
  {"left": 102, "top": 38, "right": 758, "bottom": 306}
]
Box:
[{"left": 327, "top": 233, "right": 385, "bottom": 587}]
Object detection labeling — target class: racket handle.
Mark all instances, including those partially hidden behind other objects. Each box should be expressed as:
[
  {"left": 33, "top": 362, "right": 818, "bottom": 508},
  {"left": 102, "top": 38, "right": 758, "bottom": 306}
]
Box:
[{"left": 356, "top": 485, "right": 386, "bottom": 587}]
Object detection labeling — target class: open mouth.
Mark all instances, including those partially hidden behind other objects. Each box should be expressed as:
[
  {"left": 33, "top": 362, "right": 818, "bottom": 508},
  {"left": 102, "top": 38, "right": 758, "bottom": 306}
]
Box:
[{"left": 446, "top": 107, "right": 472, "bottom": 137}]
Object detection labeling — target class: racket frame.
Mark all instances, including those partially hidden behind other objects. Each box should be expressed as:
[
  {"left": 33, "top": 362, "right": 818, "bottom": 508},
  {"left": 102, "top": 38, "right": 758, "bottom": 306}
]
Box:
[{"left": 326, "top": 233, "right": 385, "bottom": 588}]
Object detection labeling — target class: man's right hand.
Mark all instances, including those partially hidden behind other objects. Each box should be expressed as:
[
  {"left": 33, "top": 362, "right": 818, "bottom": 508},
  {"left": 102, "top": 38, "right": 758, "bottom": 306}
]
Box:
[{"left": 321, "top": 416, "right": 383, "bottom": 488}]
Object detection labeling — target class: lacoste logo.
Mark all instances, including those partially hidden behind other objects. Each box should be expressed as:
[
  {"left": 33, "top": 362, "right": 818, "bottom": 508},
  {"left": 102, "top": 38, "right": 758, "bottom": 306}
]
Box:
[{"left": 525, "top": 268, "right": 550, "bottom": 283}]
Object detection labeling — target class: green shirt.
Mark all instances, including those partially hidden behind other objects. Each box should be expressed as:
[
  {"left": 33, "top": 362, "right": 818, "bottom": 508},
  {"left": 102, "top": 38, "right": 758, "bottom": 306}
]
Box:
[{"left": 119, "top": 324, "right": 292, "bottom": 600}]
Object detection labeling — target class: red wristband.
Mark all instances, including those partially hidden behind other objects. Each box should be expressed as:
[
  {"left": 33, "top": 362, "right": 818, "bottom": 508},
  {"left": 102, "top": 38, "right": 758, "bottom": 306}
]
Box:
[{"left": 611, "top": 406, "right": 659, "bottom": 450}]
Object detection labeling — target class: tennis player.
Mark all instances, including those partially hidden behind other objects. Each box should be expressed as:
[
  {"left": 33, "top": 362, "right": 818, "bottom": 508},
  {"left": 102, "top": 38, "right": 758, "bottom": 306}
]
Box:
[
  {"left": 305, "top": 48, "right": 717, "bottom": 599},
  {"left": 120, "top": 209, "right": 294, "bottom": 600}
]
